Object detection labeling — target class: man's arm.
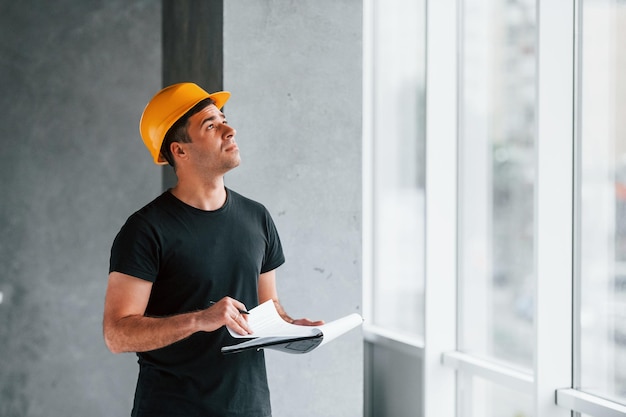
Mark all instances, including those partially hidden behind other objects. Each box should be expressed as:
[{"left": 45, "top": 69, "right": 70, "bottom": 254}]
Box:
[
  {"left": 258, "top": 270, "right": 324, "bottom": 326},
  {"left": 102, "top": 272, "right": 252, "bottom": 354}
]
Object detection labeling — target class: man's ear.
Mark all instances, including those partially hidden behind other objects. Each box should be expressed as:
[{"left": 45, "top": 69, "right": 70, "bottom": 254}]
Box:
[{"left": 170, "top": 142, "right": 188, "bottom": 161}]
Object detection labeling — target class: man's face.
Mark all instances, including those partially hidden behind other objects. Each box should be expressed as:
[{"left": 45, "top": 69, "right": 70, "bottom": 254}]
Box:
[{"left": 184, "top": 104, "right": 240, "bottom": 174}]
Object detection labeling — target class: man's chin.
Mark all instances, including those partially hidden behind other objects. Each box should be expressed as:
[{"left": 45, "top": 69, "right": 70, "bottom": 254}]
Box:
[{"left": 227, "top": 157, "right": 241, "bottom": 170}]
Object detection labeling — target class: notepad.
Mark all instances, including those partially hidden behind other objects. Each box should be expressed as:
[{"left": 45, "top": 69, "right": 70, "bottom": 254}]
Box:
[{"left": 221, "top": 299, "right": 363, "bottom": 354}]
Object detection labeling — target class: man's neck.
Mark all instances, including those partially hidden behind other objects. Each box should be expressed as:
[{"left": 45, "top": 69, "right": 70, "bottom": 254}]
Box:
[{"left": 170, "top": 177, "right": 228, "bottom": 211}]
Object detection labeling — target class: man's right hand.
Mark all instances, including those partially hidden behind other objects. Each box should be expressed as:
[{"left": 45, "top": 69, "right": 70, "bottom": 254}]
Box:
[{"left": 202, "top": 296, "right": 252, "bottom": 336}]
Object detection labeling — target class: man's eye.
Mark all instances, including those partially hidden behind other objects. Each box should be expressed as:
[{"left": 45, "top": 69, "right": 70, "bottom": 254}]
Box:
[{"left": 206, "top": 124, "right": 214, "bottom": 130}]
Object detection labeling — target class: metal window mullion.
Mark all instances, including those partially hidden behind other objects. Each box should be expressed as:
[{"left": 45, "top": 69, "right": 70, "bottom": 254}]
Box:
[
  {"left": 361, "top": 0, "right": 374, "bottom": 329},
  {"left": 442, "top": 351, "right": 534, "bottom": 395},
  {"left": 423, "top": 0, "right": 459, "bottom": 416},
  {"left": 535, "top": 0, "right": 576, "bottom": 416},
  {"left": 557, "top": 388, "right": 626, "bottom": 417},
  {"left": 363, "top": 325, "right": 425, "bottom": 358}
]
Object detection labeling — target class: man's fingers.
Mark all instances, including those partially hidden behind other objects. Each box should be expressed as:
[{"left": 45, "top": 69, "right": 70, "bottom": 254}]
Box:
[
  {"left": 292, "top": 318, "right": 325, "bottom": 326},
  {"left": 230, "top": 313, "right": 252, "bottom": 335}
]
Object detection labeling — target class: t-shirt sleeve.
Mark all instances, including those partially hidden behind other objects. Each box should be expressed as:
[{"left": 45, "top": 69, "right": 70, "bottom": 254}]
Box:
[
  {"left": 109, "top": 214, "right": 160, "bottom": 282},
  {"left": 261, "top": 210, "right": 285, "bottom": 274}
]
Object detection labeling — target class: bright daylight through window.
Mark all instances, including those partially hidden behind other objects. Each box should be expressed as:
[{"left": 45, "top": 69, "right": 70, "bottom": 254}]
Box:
[
  {"left": 370, "top": 0, "right": 426, "bottom": 338},
  {"left": 577, "top": 0, "right": 626, "bottom": 406},
  {"left": 458, "top": 0, "right": 537, "bottom": 414}
]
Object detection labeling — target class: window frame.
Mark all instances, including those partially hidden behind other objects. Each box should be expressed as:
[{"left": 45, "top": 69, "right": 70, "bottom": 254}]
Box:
[
  {"left": 364, "top": 0, "right": 626, "bottom": 415},
  {"left": 555, "top": 0, "right": 626, "bottom": 416}
]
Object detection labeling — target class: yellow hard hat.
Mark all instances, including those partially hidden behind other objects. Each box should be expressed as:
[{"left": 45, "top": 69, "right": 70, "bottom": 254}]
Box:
[{"left": 139, "top": 83, "right": 231, "bottom": 165}]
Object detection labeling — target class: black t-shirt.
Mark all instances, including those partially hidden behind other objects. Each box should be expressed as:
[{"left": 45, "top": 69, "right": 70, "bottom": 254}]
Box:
[{"left": 109, "top": 188, "right": 285, "bottom": 417}]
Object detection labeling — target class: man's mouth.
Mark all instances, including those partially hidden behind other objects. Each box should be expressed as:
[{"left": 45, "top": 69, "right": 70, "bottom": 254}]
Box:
[{"left": 224, "top": 143, "right": 239, "bottom": 152}]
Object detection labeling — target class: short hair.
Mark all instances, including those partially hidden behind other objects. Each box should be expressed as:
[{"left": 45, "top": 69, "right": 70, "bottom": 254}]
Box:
[{"left": 160, "top": 97, "right": 217, "bottom": 167}]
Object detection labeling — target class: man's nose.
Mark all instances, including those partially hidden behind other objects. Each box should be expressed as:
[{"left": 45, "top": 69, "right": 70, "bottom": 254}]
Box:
[{"left": 223, "top": 124, "right": 236, "bottom": 139}]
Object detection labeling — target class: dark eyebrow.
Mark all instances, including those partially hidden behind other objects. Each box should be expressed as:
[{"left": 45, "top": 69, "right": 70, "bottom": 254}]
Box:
[{"left": 200, "top": 112, "right": 226, "bottom": 127}]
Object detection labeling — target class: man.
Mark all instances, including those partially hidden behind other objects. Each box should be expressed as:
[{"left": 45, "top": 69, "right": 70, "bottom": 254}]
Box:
[{"left": 103, "top": 83, "right": 322, "bottom": 417}]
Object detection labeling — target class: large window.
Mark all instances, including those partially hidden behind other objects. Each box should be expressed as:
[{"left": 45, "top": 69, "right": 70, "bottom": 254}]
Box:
[
  {"left": 458, "top": 0, "right": 537, "bottom": 370},
  {"left": 457, "top": 0, "right": 537, "bottom": 415},
  {"left": 369, "top": 0, "right": 426, "bottom": 337},
  {"left": 365, "top": 0, "right": 626, "bottom": 416},
  {"left": 576, "top": 0, "right": 626, "bottom": 406}
]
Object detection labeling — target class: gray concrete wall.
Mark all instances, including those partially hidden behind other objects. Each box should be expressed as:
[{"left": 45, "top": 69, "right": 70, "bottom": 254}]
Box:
[
  {"left": 0, "top": 1, "right": 161, "bottom": 415},
  {"left": 224, "top": 2, "right": 363, "bottom": 416},
  {"left": 0, "top": 1, "right": 363, "bottom": 416}
]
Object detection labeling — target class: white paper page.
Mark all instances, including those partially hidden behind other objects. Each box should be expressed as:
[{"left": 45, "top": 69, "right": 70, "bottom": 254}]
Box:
[
  {"left": 227, "top": 300, "right": 318, "bottom": 339},
  {"left": 318, "top": 313, "right": 363, "bottom": 346},
  {"left": 227, "top": 300, "right": 363, "bottom": 342}
]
